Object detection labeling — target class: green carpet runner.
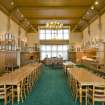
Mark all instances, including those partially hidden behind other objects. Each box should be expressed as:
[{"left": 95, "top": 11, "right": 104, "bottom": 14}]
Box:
[{"left": 14, "top": 65, "right": 79, "bottom": 105}]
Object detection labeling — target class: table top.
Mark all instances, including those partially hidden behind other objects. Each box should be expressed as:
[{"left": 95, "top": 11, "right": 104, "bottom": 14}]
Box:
[
  {"left": 68, "top": 67, "right": 105, "bottom": 86},
  {"left": 63, "top": 61, "right": 76, "bottom": 66},
  {"left": 0, "top": 63, "right": 42, "bottom": 85}
]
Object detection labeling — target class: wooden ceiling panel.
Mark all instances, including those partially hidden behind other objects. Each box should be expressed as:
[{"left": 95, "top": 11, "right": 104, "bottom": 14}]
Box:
[
  {"left": 30, "top": 19, "right": 79, "bottom": 25},
  {"left": 15, "top": 0, "right": 94, "bottom": 6},
  {"left": 0, "top": 0, "right": 14, "bottom": 11},
  {"left": 20, "top": 7, "right": 87, "bottom": 18},
  {"left": 15, "top": 0, "right": 95, "bottom": 29},
  {"left": 0, "top": 0, "right": 96, "bottom": 31}
]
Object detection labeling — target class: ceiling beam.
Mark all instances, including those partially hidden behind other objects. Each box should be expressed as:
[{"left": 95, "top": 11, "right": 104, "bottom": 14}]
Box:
[
  {"left": 27, "top": 17, "right": 81, "bottom": 20},
  {"left": 32, "top": 23, "right": 75, "bottom": 26},
  {"left": 18, "top": 5, "right": 90, "bottom": 9},
  {"left": 0, "top": 2, "right": 9, "bottom": 15},
  {"left": 0, "top": 3, "right": 29, "bottom": 31}
]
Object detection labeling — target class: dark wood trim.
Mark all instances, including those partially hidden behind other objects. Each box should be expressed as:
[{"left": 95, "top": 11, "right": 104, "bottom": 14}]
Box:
[{"left": 40, "top": 40, "right": 69, "bottom": 45}]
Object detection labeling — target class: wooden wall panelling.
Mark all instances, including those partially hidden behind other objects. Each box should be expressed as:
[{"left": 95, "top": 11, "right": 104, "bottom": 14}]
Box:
[
  {"left": 0, "top": 51, "right": 17, "bottom": 74},
  {"left": 0, "top": 52, "right": 5, "bottom": 73},
  {"left": 69, "top": 51, "right": 84, "bottom": 63},
  {"left": 84, "top": 48, "right": 96, "bottom": 59},
  {"left": 20, "top": 51, "right": 40, "bottom": 66}
]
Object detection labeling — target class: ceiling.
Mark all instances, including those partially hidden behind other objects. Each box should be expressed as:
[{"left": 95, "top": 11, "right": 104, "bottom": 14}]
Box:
[{"left": 0, "top": 0, "right": 105, "bottom": 32}]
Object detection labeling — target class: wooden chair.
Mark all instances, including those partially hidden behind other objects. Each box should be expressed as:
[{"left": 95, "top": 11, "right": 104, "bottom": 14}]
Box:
[
  {"left": 68, "top": 72, "right": 87, "bottom": 104},
  {"left": 68, "top": 73, "right": 78, "bottom": 102},
  {"left": 0, "top": 85, "right": 12, "bottom": 105},
  {"left": 88, "top": 85, "right": 105, "bottom": 105}
]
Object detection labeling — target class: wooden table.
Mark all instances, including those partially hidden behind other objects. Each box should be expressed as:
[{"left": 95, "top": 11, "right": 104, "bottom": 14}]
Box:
[
  {"left": 63, "top": 61, "right": 76, "bottom": 74},
  {"left": 5, "top": 64, "right": 19, "bottom": 72},
  {"left": 0, "top": 63, "right": 42, "bottom": 105},
  {"left": 67, "top": 68, "right": 105, "bottom": 105}
]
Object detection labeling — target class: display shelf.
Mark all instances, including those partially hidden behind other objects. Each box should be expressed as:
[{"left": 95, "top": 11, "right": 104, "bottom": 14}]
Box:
[
  {"left": 0, "top": 33, "right": 16, "bottom": 51},
  {"left": 0, "top": 50, "right": 17, "bottom": 71},
  {"left": 82, "top": 58, "right": 105, "bottom": 73},
  {"left": 68, "top": 51, "right": 84, "bottom": 63},
  {"left": 20, "top": 50, "right": 40, "bottom": 66}
]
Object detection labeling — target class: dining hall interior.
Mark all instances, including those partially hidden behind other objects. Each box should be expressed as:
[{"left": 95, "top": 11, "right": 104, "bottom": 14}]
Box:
[{"left": 0, "top": 0, "right": 105, "bottom": 105}]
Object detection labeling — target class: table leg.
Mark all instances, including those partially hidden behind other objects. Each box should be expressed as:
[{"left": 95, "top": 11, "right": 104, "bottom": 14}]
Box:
[
  {"left": 17, "top": 84, "right": 20, "bottom": 104},
  {"left": 75, "top": 81, "right": 78, "bottom": 103},
  {"left": 4, "top": 85, "right": 7, "bottom": 105},
  {"left": 26, "top": 77, "right": 29, "bottom": 94},
  {"left": 92, "top": 86, "right": 95, "bottom": 105},
  {"left": 85, "top": 87, "right": 87, "bottom": 105},
  {"left": 23, "top": 79, "right": 26, "bottom": 99},
  {"left": 12, "top": 86, "right": 14, "bottom": 105},
  {"left": 79, "top": 85, "right": 82, "bottom": 105},
  {"left": 21, "top": 81, "right": 23, "bottom": 103}
]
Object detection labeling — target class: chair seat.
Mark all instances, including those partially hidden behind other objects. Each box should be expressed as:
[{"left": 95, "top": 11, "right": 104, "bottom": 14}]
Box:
[
  {"left": 0, "top": 96, "right": 4, "bottom": 99},
  {"left": 88, "top": 85, "right": 105, "bottom": 105},
  {"left": 94, "top": 98, "right": 105, "bottom": 102},
  {"left": 0, "top": 92, "right": 5, "bottom": 95}
]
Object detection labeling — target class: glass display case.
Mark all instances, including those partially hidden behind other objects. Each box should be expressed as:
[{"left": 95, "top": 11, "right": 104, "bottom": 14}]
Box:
[{"left": 0, "top": 33, "right": 16, "bottom": 51}]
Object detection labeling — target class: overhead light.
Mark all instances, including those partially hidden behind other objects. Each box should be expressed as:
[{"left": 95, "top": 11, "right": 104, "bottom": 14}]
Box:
[
  {"left": 32, "top": 27, "right": 35, "bottom": 30},
  {"left": 24, "top": 18, "right": 27, "bottom": 22},
  {"left": 95, "top": 1, "right": 99, "bottom": 5},
  {"left": 31, "top": 25, "right": 33, "bottom": 28},
  {"left": 46, "top": 21, "right": 63, "bottom": 29},
  {"left": 86, "top": 11, "right": 90, "bottom": 15},
  {"left": 91, "top": 6, "right": 94, "bottom": 10},
  {"left": 20, "top": 14, "right": 24, "bottom": 18},
  {"left": 10, "top": 1, "right": 14, "bottom": 6},
  {"left": 27, "top": 22, "right": 30, "bottom": 25},
  {"left": 16, "top": 8, "right": 20, "bottom": 13}
]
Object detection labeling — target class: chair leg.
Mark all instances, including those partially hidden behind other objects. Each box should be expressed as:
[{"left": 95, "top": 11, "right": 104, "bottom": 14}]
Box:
[
  {"left": 20, "top": 81, "right": 24, "bottom": 103},
  {"left": 79, "top": 85, "right": 82, "bottom": 105},
  {"left": 4, "top": 96, "right": 7, "bottom": 105},
  {"left": 92, "top": 87, "right": 95, "bottom": 105},
  {"left": 102, "top": 102, "right": 104, "bottom": 105},
  {"left": 85, "top": 87, "right": 87, "bottom": 105},
  {"left": 12, "top": 86, "right": 14, "bottom": 105},
  {"left": 4, "top": 85, "right": 7, "bottom": 105},
  {"left": 23, "top": 79, "right": 26, "bottom": 99}
]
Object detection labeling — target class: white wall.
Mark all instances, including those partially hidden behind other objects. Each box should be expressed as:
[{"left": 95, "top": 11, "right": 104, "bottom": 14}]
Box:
[
  {"left": 0, "top": 10, "right": 27, "bottom": 41},
  {"left": 27, "top": 32, "right": 39, "bottom": 47},
  {"left": 82, "top": 11, "right": 105, "bottom": 64},
  {"left": 20, "top": 28, "right": 27, "bottom": 41},
  {"left": 70, "top": 32, "right": 83, "bottom": 44},
  {"left": 69, "top": 32, "right": 83, "bottom": 50},
  {"left": 101, "top": 13, "right": 105, "bottom": 40},
  {"left": 83, "top": 12, "right": 105, "bottom": 48},
  {"left": 0, "top": 11, "right": 8, "bottom": 34},
  {"left": 10, "top": 19, "right": 19, "bottom": 38}
]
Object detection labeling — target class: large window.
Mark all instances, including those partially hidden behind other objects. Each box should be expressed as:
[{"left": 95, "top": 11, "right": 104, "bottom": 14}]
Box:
[
  {"left": 39, "top": 28, "right": 69, "bottom": 60},
  {"left": 39, "top": 29, "right": 69, "bottom": 40},
  {"left": 40, "top": 45, "right": 68, "bottom": 60}
]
